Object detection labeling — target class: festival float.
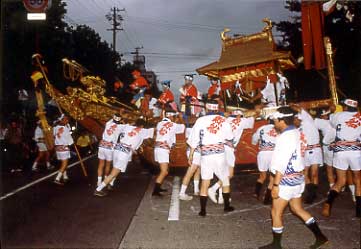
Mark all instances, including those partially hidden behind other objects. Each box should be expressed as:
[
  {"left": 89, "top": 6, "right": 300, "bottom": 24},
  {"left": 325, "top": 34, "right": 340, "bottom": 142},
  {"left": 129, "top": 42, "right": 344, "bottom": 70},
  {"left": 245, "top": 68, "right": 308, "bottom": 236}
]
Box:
[{"left": 32, "top": 18, "right": 337, "bottom": 168}]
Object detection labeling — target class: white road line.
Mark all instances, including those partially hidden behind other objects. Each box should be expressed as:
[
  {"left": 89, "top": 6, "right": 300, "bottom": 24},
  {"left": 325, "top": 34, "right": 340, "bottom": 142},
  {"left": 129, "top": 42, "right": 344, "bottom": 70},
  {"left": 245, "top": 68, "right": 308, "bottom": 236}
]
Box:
[
  {"left": 168, "top": 176, "right": 180, "bottom": 221},
  {"left": 0, "top": 154, "right": 96, "bottom": 201}
]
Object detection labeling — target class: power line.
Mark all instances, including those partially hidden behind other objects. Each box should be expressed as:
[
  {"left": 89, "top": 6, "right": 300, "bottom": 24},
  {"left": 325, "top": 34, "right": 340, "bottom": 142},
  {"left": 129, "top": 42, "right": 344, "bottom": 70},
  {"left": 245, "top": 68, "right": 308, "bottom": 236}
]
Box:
[
  {"left": 123, "top": 9, "right": 142, "bottom": 48},
  {"left": 122, "top": 29, "right": 137, "bottom": 49},
  {"left": 141, "top": 52, "right": 218, "bottom": 58},
  {"left": 126, "top": 15, "right": 245, "bottom": 30},
  {"left": 89, "top": 0, "right": 109, "bottom": 13},
  {"left": 122, "top": 52, "right": 218, "bottom": 59},
  {"left": 71, "top": 0, "right": 103, "bottom": 19}
]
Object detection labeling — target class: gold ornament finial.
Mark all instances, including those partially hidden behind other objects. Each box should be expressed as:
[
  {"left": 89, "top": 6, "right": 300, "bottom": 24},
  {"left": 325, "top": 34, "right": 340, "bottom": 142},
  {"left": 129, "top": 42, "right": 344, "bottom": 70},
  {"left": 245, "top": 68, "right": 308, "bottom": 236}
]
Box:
[
  {"left": 221, "top": 28, "right": 231, "bottom": 41},
  {"left": 262, "top": 18, "right": 273, "bottom": 32}
]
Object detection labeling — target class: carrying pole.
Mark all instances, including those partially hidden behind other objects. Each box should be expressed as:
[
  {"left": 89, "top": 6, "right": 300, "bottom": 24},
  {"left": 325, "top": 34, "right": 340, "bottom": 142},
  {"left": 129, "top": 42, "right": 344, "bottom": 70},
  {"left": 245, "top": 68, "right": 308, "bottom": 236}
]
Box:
[{"left": 324, "top": 37, "right": 339, "bottom": 105}]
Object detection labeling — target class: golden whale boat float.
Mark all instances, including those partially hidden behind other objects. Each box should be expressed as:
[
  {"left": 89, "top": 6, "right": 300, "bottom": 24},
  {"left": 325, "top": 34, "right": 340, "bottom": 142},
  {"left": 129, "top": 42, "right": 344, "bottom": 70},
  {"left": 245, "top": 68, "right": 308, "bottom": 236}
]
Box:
[{"left": 32, "top": 19, "right": 336, "bottom": 167}]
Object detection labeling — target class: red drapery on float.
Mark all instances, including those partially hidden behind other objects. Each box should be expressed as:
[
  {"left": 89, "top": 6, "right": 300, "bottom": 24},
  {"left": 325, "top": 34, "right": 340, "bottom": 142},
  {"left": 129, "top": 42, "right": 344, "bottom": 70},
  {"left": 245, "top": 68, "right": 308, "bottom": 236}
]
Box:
[{"left": 301, "top": 1, "right": 326, "bottom": 70}]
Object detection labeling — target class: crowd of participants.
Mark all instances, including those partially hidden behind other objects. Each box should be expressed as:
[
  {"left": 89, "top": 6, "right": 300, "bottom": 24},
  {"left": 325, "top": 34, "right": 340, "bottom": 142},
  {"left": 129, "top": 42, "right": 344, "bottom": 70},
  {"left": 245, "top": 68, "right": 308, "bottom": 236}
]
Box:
[
  {"left": 89, "top": 87, "right": 359, "bottom": 249},
  {"left": 3, "top": 69, "right": 360, "bottom": 249},
  {"left": 1, "top": 111, "right": 97, "bottom": 175}
]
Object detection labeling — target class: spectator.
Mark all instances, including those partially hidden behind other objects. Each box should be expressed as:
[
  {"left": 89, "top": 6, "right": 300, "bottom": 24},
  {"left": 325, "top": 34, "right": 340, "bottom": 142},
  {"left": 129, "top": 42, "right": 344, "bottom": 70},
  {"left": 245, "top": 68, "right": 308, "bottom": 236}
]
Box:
[
  {"left": 18, "top": 86, "right": 29, "bottom": 117},
  {"left": 76, "top": 130, "right": 93, "bottom": 157},
  {"left": 5, "top": 120, "right": 24, "bottom": 172}
]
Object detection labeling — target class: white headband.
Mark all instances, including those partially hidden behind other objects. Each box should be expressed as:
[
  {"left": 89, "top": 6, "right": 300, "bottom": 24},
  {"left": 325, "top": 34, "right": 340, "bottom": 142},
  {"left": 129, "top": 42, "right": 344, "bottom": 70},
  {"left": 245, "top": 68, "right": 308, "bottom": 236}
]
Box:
[
  {"left": 206, "top": 103, "right": 219, "bottom": 111},
  {"left": 113, "top": 114, "right": 121, "bottom": 122},
  {"left": 184, "top": 75, "right": 193, "bottom": 81},
  {"left": 343, "top": 99, "right": 358, "bottom": 108},
  {"left": 232, "top": 110, "right": 243, "bottom": 116},
  {"left": 321, "top": 110, "right": 331, "bottom": 116},
  {"left": 165, "top": 112, "right": 178, "bottom": 117},
  {"left": 57, "top": 114, "right": 65, "bottom": 122},
  {"left": 270, "top": 111, "right": 294, "bottom": 119}
]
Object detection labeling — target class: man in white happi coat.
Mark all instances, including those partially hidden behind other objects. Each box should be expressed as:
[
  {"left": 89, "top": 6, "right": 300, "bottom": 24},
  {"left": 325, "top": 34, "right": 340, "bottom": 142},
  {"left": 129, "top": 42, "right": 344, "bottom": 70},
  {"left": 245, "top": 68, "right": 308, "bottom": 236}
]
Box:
[
  {"left": 259, "top": 106, "right": 328, "bottom": 249},
  {"left": 292, "top": 104, "right": 322, "bottom": 204},
  {"left": 153, "top": 109, "right": 185, "bottom": 196},
  {"left": 97, "top": 113, "right": 125, "bottom": 189},
  {"left": 207, "top": 109, "right": 255, "bottom": 204},
  {"left": 94, "top": 119, "right": 154, "bottom": 197},
  {"left": 314, "top": 109, "right": 336, "bottom": 189},
  {"left": 32, "top": 120, "right": 53, "bottom": 171},
  {"left": 178, "top": 127, "right": 201, "bottom": 201},
  {"left": 322, "top": 99, "right": 361, "bottom": 218},
  {"left": 53, "top": 114, "right": 74, "bottom": 185},
  {"left": 252, "top": 117, "right": 278, "bottom": 205},
  {"left": 187, "top": 100, "right": 235, "bottom": 216}
]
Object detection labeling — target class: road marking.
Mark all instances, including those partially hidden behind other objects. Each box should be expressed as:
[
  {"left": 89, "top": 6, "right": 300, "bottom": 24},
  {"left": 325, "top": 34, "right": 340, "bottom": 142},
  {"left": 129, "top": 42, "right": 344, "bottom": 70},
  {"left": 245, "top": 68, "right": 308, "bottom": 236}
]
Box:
[
  {"left": 168, "top": 176, "right": 180, "bottom": 221},
  {"left": 0, "top": 154, "right": 95, "bottom": 201}
]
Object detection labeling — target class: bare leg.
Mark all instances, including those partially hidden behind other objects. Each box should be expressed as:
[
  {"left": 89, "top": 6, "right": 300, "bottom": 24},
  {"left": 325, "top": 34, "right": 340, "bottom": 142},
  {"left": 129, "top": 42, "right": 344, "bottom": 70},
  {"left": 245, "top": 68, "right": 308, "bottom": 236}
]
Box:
[
  {"left": 290, "top": 197, "right": 328, "bottom": 247},
  {"left": 326, "top": 164, "right": 335, "bottom": 187},
  {"left": 59, "top": 159, "right": 68, "bottom": 173},
  {"left": 304, "top": 166, "right": 311, "bottom": 184},
  {"left": 271, "top": 197, "right": 289, "bottom": 228},
  {"left": 103, "top": 168, "right": 122, "bottom": 186},
  {"left": 104, "top": 160, "right": 112, "bottom": 177},
  {"left": 181, "top": 164, "right": 198, "bottom": 186},
  {"left": 97, "top": 159, "right": 105, "bottom": 177},
  {"left": 156, "top": 163, "right": 169, "bottom": 184},
  {"left": 310, "top": 164, "right": 319, "bottom": 185},
  {"left": 152, "top": 162, "right": 169, "bottom": 196},
  {"left": 289, "top": 197, "right": 312, "bottom": 222}
]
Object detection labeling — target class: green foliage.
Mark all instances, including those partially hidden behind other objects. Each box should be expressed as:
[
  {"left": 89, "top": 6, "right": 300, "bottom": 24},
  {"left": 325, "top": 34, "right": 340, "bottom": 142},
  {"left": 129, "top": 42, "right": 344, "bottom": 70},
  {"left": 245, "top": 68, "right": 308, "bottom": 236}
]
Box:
[{"left": 2, "top": 0, "right": 143, "bottom": 115}]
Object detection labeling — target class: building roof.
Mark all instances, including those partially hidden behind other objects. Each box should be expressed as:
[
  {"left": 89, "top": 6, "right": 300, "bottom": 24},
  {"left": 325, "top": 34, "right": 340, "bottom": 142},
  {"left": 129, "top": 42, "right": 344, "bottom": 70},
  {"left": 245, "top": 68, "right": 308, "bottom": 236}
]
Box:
[{"left": 196, "top": 20, "right": 295, "bottom": 79}]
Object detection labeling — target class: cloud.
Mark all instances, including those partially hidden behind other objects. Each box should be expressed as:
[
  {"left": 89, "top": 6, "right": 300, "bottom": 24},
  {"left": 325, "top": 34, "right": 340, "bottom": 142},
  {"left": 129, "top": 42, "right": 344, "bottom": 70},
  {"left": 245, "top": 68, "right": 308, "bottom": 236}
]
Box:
[{"left": 66, "top": 0, "right": 291, "bottom": 100}]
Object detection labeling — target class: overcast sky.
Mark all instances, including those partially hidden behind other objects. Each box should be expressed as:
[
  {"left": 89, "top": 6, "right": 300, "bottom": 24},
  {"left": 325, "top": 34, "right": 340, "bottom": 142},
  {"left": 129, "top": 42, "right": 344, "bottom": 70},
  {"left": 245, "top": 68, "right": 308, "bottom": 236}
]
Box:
[{"left": 65, "top": 0, "right": 294, "bottom": 97}]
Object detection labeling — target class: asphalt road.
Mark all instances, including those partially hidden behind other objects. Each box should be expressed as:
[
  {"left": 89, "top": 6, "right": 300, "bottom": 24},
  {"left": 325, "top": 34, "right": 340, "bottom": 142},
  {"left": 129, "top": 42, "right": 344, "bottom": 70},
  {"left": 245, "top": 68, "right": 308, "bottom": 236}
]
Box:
[
  {"left": 1, "top": 156, "right": 360, "bottom": 249},
  {"left": 1, "top": 155, "right": 152, "bottom": 249}
]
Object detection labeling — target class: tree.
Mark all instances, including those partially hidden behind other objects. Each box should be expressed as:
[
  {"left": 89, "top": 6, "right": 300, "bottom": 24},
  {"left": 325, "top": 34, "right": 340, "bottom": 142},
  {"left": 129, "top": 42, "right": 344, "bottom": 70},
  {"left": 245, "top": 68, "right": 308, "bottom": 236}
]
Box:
[
  {"left": 275, "top": 0, "right": 361, "bottom": 102},
  {"left": 2, "top": 0, "right": 131, "bottom": 116}
]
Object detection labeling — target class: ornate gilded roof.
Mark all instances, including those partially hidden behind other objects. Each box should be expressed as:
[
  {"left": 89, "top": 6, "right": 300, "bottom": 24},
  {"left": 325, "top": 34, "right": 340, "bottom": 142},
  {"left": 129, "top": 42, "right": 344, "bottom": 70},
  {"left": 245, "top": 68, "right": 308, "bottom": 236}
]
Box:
[{"left": 196, "top": 19, "right": 295, "bottom": 79}]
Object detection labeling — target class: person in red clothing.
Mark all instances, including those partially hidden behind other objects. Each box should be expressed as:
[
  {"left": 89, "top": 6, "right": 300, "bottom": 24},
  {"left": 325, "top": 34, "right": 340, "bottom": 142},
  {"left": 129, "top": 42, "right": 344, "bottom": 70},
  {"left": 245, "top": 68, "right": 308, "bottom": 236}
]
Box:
[
  {"left": 179, "top": 74, "right": 199, "bottom": 116},
  {"left": 207, "top": 77, "right": 221, "bottom": 99},
  {"left": 158, "top": 80, "right": 177, "bottom": 111},
  {"left": 130, "top": 70, "right": 150, "bottom": 105}
]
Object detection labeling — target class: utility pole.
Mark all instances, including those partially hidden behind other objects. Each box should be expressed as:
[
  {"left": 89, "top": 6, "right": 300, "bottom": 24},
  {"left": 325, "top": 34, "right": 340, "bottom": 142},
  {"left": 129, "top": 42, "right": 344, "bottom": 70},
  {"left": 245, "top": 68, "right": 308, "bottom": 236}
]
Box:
[
  {"left": 130, "top": 46, "right": 144, "bottom": 71},
  {"left": 106, "top": 7, "right": 125, "bottom": 52},
  {"left": 131, "top": 46, "right": 143, "bottom": 61}
]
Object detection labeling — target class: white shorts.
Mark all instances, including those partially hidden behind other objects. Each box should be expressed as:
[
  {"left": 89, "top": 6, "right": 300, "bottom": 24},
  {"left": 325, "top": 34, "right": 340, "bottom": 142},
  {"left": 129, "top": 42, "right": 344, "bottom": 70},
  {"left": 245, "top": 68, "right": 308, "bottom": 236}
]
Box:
[
  {"left": 333, "top": 151, "right": 361, "bottom": 171},
  {"left": 257, "top": 151, "right": 273, "bottom": 172},
  {"left": 113, "top": 150, "right": 131, "bottom": 172},
  {"left": 98, "top": 147, "right": 113, "bottom": 161},
  {"left": 56, "top": 151, "right": 70, "bottom": 160},
  {"left": 200, "top": 153, "right": 229, "bottom": 184},
  {"left": 304, "top": 147, "right": 323, "bottom": 167},
  {"left": 37, "top": 142, "right": 48, "bottom": 152},
  {"left": 154, "top": 148, "right": 170, "bottom": 163},
  {"left": 279, "top": 183, "right": 305, "bottom": 201},
  {"left": 225, "top": 146, "right": 235, "bottom": 167},
  {"left": 186, "top": 149, "right": 201, "bottom": 166},
  {"left": 322, "top": 145, "right": 333, "bottom": 166}
]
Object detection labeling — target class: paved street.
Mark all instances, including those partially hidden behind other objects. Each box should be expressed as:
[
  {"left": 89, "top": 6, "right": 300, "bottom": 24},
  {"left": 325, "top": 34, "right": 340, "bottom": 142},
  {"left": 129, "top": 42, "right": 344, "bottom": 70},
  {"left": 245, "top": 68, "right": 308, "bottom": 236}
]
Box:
[
  {"left": 1, "top": 157, "right": 360, "bottom": 249},
  {"left": 121, "top": 166, "right": 360, "bottom": 249},
  {"left": 1, "top": 155, "right": 151, "bottom": 249}
]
